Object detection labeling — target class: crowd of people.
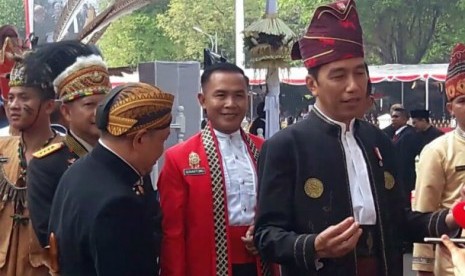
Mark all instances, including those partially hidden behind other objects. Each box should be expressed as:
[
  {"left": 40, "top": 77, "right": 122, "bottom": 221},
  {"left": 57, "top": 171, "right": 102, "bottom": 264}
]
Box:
[{"left": 1, "top": 0, "right": 465, "bottom": 276}]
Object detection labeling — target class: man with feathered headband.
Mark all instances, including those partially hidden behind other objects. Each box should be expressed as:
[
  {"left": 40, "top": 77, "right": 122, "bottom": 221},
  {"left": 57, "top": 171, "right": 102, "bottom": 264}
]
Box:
[
  {"left": 26, "top": 40, "right": 110, "bottom": 250},
  {"left": 253, "top": 1, "right": 463, "bottom": 275},
  {"left": 49, "top": 82, "right": 173, "bottom": 275},
  {"left": 0, "top": 45, "right": 62, "bottom": 275}
]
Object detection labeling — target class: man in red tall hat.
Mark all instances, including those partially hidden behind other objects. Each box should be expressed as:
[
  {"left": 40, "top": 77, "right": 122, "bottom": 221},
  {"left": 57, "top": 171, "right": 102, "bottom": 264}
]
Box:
[{"left": 254, "top": 1, "right": 462, "bottom": 276}]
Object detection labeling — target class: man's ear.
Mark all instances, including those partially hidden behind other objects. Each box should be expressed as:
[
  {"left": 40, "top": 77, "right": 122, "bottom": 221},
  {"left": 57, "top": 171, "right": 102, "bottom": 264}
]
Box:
[
  {"left": 60, "top": 103, "right": 71, "bottom": 122},
  {"left": 44, "top": 99, "right": 57, "bottom": 116},
  {"left": 198, "top": 92, "right": 207, "bottom": 109},
  {"left": 132, "top": 129, "right": 148, "bottom": 150},
  {"left": 447, "top": 102, "right": 454, "bottom": 117},
  {"left": 306, "top": 75, "right": 318, "bottom": 97}
]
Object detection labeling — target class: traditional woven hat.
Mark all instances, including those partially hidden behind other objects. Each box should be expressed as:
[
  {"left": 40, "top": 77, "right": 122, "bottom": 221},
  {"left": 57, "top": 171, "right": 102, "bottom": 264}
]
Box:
[
  {"left": 291, "top": 0, "right": 364, "bottom": 69},
  {"left": 96, "top": 82, "right": 175, "bottom": 136},
  {"left": 446, "top": 43, "right": 465, "bottom": 102},
  {"left": 53, "top": 54, "right": 110, "bottom": 102}
]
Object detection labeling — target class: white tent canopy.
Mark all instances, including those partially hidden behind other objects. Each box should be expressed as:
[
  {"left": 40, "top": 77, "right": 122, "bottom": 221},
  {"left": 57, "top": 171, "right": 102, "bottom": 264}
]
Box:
[{"left": 110, "top": 64, "right": 449, "bottom": 87}]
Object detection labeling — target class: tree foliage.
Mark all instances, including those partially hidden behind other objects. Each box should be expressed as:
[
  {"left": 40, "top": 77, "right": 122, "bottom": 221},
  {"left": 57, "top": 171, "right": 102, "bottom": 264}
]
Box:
[
  {"left": 97, "top": 1, "right": 181, "bottom": 67},
  {"left": 156, "top": 0, "right": 265, "bottom": 63},
  {"left": 78, "top": 0, "right": 465, "bottom": 66},
  {"left": 0, "top": 0, "right": 25, "bottom": 36}
]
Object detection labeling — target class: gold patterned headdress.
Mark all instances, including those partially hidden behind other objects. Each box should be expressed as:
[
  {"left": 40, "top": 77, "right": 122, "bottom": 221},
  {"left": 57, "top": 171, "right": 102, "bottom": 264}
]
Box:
[
  {"left": 8, "top": 55, "right": 26, "bottom": 88},
  {"left": 53, "top": 54, "right": 110, "bottom": 102},
  {"left": 97, "top": 82, "right": 175, "bottom": 136}
]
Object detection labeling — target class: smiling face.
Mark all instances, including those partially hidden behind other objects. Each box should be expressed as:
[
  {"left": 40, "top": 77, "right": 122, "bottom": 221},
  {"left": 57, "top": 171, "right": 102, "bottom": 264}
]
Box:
[
  {"left": 198, "top": 71, "right": 248, "bottom": 134},
  {"left": 306, "top": 57, "right": 368, "bottom": 124}
]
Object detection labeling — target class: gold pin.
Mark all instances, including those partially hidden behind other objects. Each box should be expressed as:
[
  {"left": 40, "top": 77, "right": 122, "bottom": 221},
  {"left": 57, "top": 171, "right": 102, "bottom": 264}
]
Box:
[
  {"left": 384, "top": 171, "right": 395, "bottom": 190},
  {"left": 189, "top": 152, "right": 201, "bottom": 169},
  {"left": 304, "top": 178, "right": 324, "bottom": 198}
]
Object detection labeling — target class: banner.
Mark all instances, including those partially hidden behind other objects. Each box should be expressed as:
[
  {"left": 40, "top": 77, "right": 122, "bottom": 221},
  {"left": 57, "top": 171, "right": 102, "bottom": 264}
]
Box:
[{"left": 26, "top": 0, "right": 99, "bottom": 45}]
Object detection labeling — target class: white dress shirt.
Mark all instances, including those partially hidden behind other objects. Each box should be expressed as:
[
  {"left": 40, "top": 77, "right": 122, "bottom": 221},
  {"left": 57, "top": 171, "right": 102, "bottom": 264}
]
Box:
[
  {"left": 315, "top": 106, "right": 377, "bottom": 225},
  {"left": 395, "top": 125, "right": 408, "bottom": 136},
  {"left": 214, "top": 129, "right": 257, "bottom": 226}
]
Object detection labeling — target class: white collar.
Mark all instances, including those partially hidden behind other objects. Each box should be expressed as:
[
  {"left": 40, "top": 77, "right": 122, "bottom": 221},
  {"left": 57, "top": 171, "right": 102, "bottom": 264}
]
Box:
[
  {"left": 213, "top": 129, "right": 242, "bottom": 140},
  {"left": 395, "top": 125, "right": 408, "bottom": 136},
  {"left": 70, "top": 130, "right": 94, "bottom": 152},
  {"left": 98, "top": 139, "right": 142, "bottom": 177},
  {"left": 314, "top": 104, "right": 355, "bottom": 133},
  {"left": 456, "top": 126, "right": 465, "bottom": 140}
]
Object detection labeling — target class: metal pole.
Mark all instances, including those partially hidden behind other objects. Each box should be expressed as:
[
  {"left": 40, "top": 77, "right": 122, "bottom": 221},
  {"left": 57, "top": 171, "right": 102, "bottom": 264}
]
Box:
[
  {"left": 235, "top": 0, "right": 245, "bottom": 68},
  {"left": 208, "top": 36, "right": 214, "bottom": 51},
  {"left": 215, "top": 32, "right": 218, "bottom": 53},
  {"left": 193, "top": 27, "right": 215, "bottom": 51},
  {"left": 401, "top": 82, "right": 404, "bottom": 105},
  {"left": 250, "top": 92, "right": 254, "bottom": 121},
  {"left": 425, "top": 78, "right": 430, "bottom": 110}
]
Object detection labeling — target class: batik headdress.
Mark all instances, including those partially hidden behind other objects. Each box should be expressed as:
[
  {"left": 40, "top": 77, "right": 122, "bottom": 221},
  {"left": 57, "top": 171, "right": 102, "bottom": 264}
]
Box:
[{"left": 96, "top": 82, "right": 175, "bottom": 136}]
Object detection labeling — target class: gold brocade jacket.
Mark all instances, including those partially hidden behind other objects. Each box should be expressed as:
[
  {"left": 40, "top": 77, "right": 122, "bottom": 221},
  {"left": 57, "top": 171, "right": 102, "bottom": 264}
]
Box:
[
  {"left": 412, "top": 130, "right": 465, "bottom": 275},
  {"left": 0, "top": 136, "right": 61, "bottom": 276}
]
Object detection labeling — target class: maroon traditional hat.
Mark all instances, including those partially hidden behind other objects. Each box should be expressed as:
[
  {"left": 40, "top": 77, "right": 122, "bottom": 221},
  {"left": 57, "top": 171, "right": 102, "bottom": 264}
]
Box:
[
  {"left": 446, "top": 43, "right": 465, "bottom": 102},
  {"left": 291, "top": 0, "right": 364, "bottom": 68}
]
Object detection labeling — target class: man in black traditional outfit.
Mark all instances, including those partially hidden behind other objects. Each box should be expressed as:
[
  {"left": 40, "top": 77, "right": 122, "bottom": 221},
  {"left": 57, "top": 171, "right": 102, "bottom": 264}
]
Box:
[
  {"left": 390, "top": 107, "right": 418, "bottom": 200},
  {"left": 27, "top": 40, "right": 110, "bottom": 248},
  {"left": 253, "top": 1, "right": 461, "bottom": 276},
  {"left": 410, "top": 109, "right": 444, "bottom": 155},
  {"left": 48, "top": 83, "right": 174, "bottom": 276}
]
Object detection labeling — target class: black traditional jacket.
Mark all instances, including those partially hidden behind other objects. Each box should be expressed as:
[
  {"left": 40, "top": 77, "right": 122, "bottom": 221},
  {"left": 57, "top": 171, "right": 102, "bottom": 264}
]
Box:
[
  {"left": 254, "top": 108, "right": 456, "bottom": 276},
  {"left": 48, "top": 143, "right": 161, "bottom": 276},
  {"left": 27, "top": 132, "right": 89, "bottom": 247}
]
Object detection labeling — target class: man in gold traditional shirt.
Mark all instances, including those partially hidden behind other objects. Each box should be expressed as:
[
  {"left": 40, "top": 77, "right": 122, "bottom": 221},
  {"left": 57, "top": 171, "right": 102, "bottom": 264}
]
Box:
[
  {"left": 412, "top": 43, "right": 465, "bottom": 276},
  {"left": 0, "top": 53, "right": 60, "bottom": 275}
]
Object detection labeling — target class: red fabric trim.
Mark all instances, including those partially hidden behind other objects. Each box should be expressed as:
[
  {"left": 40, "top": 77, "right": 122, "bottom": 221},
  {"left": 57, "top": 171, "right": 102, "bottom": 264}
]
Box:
[
  {"left": 395, "top": 75, "right": 421, "bottom": 82},
  {"left": 159, "top": 129, "right": 265, "bottom": 276},
  {"left": 229, "top": 226, "right": 255, "bottom": 264}
]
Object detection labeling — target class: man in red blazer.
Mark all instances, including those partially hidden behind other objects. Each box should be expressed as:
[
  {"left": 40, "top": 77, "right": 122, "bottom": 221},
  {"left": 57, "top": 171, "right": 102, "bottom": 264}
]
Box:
[{"left": 158, "top": 63, "right": 271, "bottom": 276}]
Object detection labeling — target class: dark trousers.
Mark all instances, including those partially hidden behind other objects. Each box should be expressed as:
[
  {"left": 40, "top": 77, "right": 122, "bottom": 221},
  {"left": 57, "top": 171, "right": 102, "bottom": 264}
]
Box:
[{"left": 232, "top": 263, "right": 257, "bottom": 276}]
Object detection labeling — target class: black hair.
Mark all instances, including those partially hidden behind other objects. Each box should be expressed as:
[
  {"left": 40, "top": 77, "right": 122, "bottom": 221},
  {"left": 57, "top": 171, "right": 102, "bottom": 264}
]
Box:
[
  {"left": 307, "top": 66, "right": 322, "bottom": 81},
  {"left": 256, "top": 101, "right": 265, "bottom": 118},
  {"left": 23, "top": 40, "right": 101, "bottom": 101},
  {"left": 365, "top": 63, "right": 372, "bottom": 96},
  {"left": 200, "top": 63, "right": 248, "bottom": 90}
]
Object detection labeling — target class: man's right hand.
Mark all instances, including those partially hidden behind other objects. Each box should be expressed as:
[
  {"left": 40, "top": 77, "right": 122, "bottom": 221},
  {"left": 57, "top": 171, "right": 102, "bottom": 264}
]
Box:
[{"left": 314, "top": 217, "right": 362, "bottom": 258}]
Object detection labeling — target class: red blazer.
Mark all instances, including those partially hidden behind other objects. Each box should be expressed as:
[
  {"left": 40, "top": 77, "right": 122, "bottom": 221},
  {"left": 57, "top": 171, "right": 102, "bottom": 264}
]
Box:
[{"left": 158, "top": 131, "right": 264, "bottom": 276}]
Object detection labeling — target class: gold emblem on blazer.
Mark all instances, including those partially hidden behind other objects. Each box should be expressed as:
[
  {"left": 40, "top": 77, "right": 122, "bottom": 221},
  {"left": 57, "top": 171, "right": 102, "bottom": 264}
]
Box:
[
  {"left": 189, "top": 152, "right": 200, "bottom": 168},
  {"left": 384, "top": 171, "right": 395, "bottom": 190},
  {"left": 304, "top": 178, "right": 324, "bottom": 198},
  {"left": 184, "top": 152, "right": 206, "bottom": 176}
]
